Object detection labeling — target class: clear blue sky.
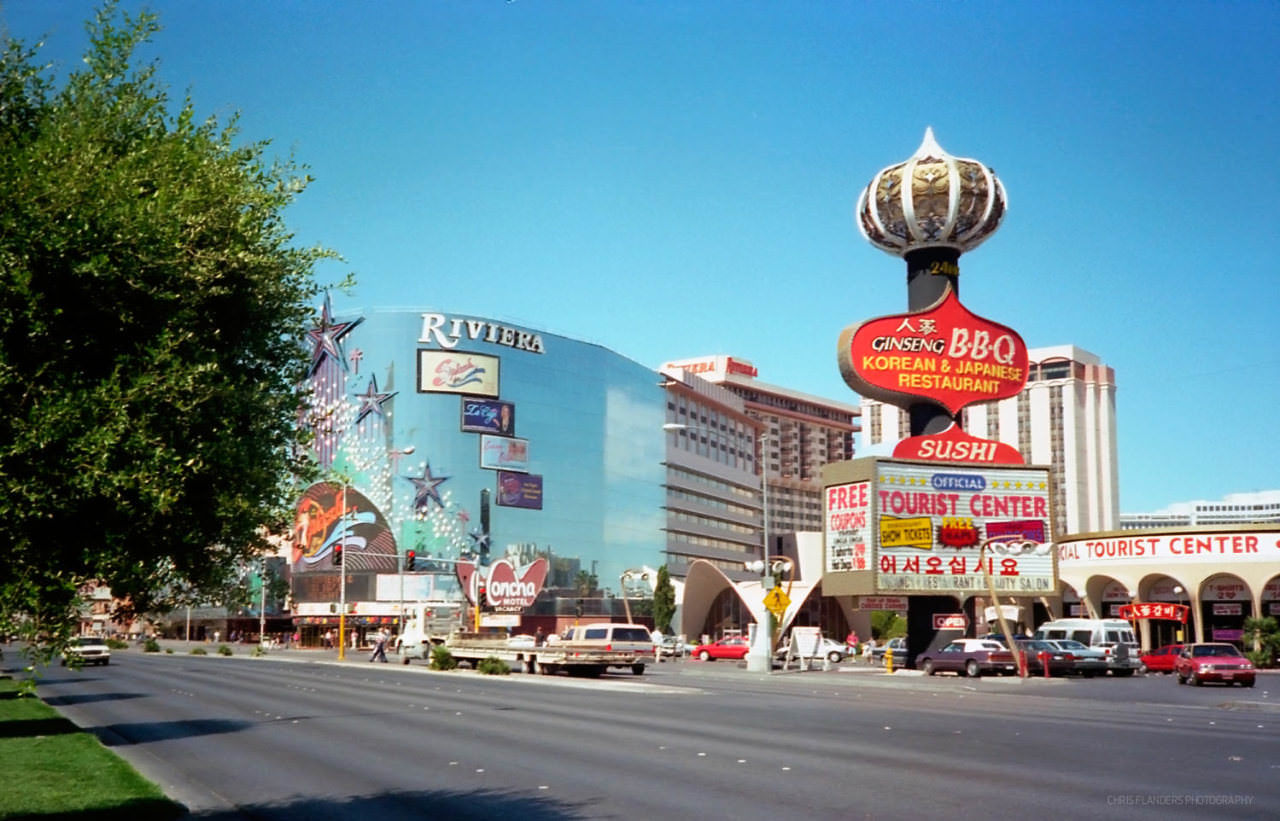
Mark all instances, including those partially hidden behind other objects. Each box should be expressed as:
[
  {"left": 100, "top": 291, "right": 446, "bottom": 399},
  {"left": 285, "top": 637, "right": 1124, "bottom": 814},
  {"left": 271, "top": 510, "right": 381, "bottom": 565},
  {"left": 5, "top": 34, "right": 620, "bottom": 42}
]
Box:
[{"left": 5, "top": 1, "right": 1277, "bottom": 514}]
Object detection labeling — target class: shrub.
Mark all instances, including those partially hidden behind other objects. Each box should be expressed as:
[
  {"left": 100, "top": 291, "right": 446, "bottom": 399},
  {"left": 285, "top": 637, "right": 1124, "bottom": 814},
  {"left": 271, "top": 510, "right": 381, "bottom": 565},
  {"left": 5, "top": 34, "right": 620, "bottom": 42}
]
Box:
[
  {"left": 106, "top": 638, "right": 129, "bottom": 650},
  {"left": 217, "top": 644, "right": 233, "bottom": 656},
  {"left": 165, "top": 648, "right": 173, "bottom": 654},
  {"left": 143, "top": 638, "right": 161, "bottom": 653},
  {"left": 429, "top": 645, "right": 457, "bottom": 671},
  {"left": 190, "top": 647, "right": 207, "bottom": 655},
  {"left": 250, "top": 645, "right": 267, "bottom": 657},
  {"left": 476, "top": 656, "right": 511, "bottom": 676},
  {"left": 1246, "top": 649, "right": 1274, "bottom": 669}
]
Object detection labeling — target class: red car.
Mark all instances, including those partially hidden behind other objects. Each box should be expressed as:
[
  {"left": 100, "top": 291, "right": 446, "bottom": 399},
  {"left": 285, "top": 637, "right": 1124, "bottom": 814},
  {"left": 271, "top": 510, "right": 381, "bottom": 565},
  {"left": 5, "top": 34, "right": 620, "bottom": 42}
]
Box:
[
  {"left": 1174, "top": 643, "right": 1255, "bottom": 687},
  {"left": 1140, "top": 643, "right": 1184, "bottom": 674},
  {"left": 693, "top": 637, "right": 750, "bottom": 661}
]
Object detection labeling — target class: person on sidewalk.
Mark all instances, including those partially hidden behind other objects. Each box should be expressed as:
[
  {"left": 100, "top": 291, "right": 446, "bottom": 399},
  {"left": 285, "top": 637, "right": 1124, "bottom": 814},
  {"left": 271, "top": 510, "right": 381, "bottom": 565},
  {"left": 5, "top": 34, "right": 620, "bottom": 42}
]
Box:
[{"left": 369, "top": 628, "right": 388, "bottom": 662}]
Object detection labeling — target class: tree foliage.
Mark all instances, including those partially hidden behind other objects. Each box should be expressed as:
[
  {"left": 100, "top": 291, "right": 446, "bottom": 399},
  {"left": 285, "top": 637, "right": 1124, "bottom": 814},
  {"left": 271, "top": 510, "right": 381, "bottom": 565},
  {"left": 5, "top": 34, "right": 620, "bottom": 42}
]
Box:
[
  {"left": 0, "top": 3, "right": 335, "bottom": 661},
  {"left": 652, "top": 565, "right": 676, "bottom": 634}
]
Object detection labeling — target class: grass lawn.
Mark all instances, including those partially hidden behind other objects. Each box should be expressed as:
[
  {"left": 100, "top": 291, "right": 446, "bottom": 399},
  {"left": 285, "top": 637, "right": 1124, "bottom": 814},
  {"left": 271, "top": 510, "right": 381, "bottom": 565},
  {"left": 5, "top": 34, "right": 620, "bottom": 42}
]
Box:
[{"left": 0, "top": 677, "right": 185, "bottom": 820}]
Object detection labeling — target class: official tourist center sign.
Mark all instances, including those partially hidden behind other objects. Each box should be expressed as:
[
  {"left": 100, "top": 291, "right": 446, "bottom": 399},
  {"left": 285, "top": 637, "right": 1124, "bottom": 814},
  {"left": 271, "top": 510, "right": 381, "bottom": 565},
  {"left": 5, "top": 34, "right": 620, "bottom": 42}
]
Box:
[{"left": 822, "top": 457, "right": 1054, "bottom": 597}]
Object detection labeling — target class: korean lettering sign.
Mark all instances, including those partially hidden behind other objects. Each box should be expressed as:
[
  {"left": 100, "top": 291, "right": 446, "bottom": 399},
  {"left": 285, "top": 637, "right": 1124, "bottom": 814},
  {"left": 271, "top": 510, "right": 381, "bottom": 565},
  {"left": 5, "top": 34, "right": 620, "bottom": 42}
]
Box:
[{"left": 873, "top": 460, "right": 1054, "bottom": 593}]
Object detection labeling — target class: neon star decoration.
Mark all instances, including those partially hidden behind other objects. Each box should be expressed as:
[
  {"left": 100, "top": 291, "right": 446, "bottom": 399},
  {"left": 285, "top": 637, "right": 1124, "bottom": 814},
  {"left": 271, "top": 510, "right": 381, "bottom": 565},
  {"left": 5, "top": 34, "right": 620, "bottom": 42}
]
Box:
[
  {"left": 407, "top": 462, "right": 450, "bottom": 513},
  {"left": 355, "top": 375, "right": 396, "bottom": 424},
  {"left": 307, "top": 294, "right": 363, "bottom": 376}
]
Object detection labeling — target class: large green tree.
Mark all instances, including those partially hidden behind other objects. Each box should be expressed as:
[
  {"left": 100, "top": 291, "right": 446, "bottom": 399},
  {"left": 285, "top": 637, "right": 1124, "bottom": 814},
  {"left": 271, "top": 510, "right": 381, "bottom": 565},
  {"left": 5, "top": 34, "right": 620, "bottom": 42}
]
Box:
[
  {"left": 651, "top": 565, "right": 676, "bottom": 634},
  {"left": 0, "top": 4, "right": 335, "bottom": 662}
]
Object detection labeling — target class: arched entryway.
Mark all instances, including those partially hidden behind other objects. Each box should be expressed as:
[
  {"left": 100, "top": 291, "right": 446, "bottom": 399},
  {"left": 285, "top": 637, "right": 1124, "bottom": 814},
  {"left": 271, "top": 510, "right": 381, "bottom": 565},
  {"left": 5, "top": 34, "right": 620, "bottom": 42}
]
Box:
[{"left": 1199, "top": 574, "right": 1251, "bottom": 648}]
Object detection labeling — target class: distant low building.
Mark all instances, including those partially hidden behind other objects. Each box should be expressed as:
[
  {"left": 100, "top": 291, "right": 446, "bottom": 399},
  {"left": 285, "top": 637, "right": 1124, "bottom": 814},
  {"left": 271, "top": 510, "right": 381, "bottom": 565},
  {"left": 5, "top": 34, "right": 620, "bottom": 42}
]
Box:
[{"left": 1120, "top": 490, "right": 1280, "bottom": 529}]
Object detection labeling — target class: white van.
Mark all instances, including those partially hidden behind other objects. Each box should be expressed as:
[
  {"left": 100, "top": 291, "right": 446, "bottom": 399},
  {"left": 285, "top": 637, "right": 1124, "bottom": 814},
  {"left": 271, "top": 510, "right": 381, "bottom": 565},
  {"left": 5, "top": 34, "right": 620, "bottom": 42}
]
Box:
[{"left": 1032, "top": 619, "right": 1141, "bottom": 675}]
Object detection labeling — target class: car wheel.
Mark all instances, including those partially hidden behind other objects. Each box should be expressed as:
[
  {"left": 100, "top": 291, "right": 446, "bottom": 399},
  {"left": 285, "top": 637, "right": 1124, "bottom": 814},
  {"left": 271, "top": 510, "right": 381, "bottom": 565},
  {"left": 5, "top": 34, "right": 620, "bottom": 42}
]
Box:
[
  {"left": 965, "top": 660, "right": 980, "bottom": 678},
  {"left": 632, "top": 663, "right": 645, "bottom": 676},
  {"left": 828, "top": 651, "right": 842, "bottom": 663},
  {"left": 922, "top": 659, "right": 935, "bottom": 676},
  {"left": 1192, "top": 674, "right": 1203, "bottom": 686},
  {"left": 699, "top": 650, "right": 711, "bottom": 662},
  {"left": 1244, "top": 679, "right": 1255, "bottom": 688}
]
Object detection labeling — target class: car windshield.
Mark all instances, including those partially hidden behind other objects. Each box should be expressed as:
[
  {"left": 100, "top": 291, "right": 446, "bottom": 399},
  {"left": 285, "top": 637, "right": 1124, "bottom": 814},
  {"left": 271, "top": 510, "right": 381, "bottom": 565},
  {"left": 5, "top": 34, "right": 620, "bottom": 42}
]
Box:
[
  {"left": 78, "top": 637, "right": 104, "bottom": 646},
  {"left": 1192, "top": 645, "right": 1239, "bottom": 657}
]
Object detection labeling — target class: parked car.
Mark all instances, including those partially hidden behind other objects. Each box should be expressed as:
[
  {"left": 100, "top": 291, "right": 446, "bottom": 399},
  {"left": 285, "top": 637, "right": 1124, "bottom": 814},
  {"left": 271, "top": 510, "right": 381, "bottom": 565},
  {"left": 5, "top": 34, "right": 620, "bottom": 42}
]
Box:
[
  {"left": 917, "top": 639, "right": 1016, "bottom": 677},
  {"left": 1140, "top": 643, "right": 1184, "bottom": 674},
  {"left": 870, "top": 637, "right": 908, "bottom": 666},
  {"left": 62, "top": 635, "right": 111, "bottom": 666},
  {"left": 693, "top": 637, "right": 751, "bottom": 661},
  {"left": 1032, "top": 618, "right": 1142, "bottom": 676},
  {"left": 656, "top": 635, "right": 693, "bottom": 658},
  {"left": 1044, "top": 639, "right": 1108, "bottom": 677},
  {"left": 776, "top": 636, "right": 847, "bottom": 663},
  {"left": 1174, "top": 643, "right": 1255, "bottom": 687},
  {"left": 1018, "top": 639, "right": 1077, "bottom": 676}
]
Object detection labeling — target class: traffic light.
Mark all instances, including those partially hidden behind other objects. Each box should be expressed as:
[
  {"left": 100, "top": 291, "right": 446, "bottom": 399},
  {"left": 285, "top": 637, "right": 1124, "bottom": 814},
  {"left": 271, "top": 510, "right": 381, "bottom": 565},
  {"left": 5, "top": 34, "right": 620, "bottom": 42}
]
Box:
[
  {"left": 477, "top": 581, "right": 487, "bottom": 608},
  {"left": 406, "top": 550, "right": 416, "bottom": 571},
  {"left": 332, "top": 544, "right": 342, "bottom": 566}
]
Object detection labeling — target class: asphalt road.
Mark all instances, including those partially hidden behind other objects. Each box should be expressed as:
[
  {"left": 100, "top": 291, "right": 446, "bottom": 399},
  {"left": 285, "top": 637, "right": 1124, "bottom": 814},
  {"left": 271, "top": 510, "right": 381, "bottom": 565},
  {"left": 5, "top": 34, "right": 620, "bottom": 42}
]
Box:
[{"left": 18, "top": 647, "right": 1280, "bottom": 820}]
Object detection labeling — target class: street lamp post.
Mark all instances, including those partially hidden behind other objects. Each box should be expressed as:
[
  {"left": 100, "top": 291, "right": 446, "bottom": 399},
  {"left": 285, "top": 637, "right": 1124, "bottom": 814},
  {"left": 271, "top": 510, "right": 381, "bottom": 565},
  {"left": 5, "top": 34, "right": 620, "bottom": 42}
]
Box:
[
  {"left": 979, "top": 536, "right": 1025, "bottom": 677},
  {"left": 338, "top": 481, "right": 349, "bottom": 660},
  {"left": 390, "top": 445, "right": 416, "bottom": 641},
  {"left": 258, "top": 560, "right": 268, "bottom": 649},
  {"left": 663, "top": 422, "right": 776, "bottom": 672}
]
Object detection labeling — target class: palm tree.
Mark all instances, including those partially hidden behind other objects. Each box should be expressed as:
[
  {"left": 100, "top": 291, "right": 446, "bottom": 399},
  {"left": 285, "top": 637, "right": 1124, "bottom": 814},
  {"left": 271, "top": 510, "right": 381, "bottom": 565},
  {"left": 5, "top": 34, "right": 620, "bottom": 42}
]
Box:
[
  {"left": 1242, "top": 616, "right": 1280, "bottom": 668},
  {"left": 573, "top": 570, "right": 597, "bottom": 596}
]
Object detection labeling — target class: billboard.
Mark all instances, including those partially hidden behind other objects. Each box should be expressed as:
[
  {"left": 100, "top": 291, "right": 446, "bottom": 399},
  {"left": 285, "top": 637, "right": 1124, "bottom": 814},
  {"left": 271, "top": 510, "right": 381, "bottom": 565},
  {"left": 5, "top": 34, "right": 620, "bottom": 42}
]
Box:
[
  {"left": 417, "top": 350, "right": 500, "bottom": 397},
  {"left": 497, "top": 471, "right": 543, "bottom": 509},
  {"left": 461, "top": 398, "right": 516, "bottom": 435},
  {"left": 872, "top": 460, "right": 1053, "bottom": 594},
  {"left": 480, "top": 435, "right": 529, "bottom": 472},
  {"left": 826, "top": 481, "right": 871, "bottom": 574},
  {"left": 291, "top": 481, "right": 396, "bottom": 572},
  {"left": 837, "top": 285, "right": 1028, "bottom": 415}
]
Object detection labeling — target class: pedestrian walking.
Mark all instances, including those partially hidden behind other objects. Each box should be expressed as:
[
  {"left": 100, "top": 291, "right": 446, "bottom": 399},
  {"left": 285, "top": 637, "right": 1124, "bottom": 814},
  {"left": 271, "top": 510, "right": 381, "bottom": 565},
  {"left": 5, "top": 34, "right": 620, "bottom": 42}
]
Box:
[
  {"left": 846, "top": 629, "right": 859, "bottom": 658},
  {"left": 863, "top": 636, "right": 877, "bottom": 664},
  {"left": 369, "top": 628, "right": 388, "bottom": 663}
]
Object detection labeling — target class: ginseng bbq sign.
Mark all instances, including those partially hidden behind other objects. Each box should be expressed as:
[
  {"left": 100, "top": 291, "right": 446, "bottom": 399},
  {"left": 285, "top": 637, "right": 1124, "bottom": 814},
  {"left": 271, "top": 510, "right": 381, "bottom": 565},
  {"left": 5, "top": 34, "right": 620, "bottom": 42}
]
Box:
[{"left": 837, "top": 285, "right": 1028, "bottom": 416}]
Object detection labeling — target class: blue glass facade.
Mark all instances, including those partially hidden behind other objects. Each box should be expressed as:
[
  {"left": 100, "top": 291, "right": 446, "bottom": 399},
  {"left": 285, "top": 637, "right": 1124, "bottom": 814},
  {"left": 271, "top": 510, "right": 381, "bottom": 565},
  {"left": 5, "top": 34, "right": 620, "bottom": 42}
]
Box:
[{"left": 292, "top": 304, "right": 667, "bottom": 619}]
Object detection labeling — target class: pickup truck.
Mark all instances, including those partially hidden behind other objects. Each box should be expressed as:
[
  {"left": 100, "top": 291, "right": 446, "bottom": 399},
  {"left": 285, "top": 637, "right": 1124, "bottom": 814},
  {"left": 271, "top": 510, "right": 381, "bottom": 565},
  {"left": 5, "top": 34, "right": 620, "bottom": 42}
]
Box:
[{"left": 401, "top": 623, "right": 655, "bottom": 677}]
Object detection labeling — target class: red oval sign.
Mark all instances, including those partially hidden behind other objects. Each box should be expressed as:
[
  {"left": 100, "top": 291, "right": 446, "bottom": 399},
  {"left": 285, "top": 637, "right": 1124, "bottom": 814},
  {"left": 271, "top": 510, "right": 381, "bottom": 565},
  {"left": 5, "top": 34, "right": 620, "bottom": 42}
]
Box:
[{"left": 837, "top": 286, "right": 1028, "bottom": 415}]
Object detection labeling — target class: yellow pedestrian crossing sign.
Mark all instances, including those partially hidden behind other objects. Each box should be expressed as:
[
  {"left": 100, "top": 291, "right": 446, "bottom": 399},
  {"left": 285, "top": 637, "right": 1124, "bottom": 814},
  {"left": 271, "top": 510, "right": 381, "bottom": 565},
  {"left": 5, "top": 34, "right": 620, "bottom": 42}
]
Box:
[{"left": 763, "top": 586, "right": 790, "bottom": 618}]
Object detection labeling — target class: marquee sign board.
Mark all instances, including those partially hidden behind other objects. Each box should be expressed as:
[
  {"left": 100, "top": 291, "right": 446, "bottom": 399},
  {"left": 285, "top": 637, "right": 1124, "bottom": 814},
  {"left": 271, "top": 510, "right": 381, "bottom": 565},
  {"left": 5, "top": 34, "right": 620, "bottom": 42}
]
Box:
[{"left": 822, "top": 457, "right": 1056, "bottom": 597}]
